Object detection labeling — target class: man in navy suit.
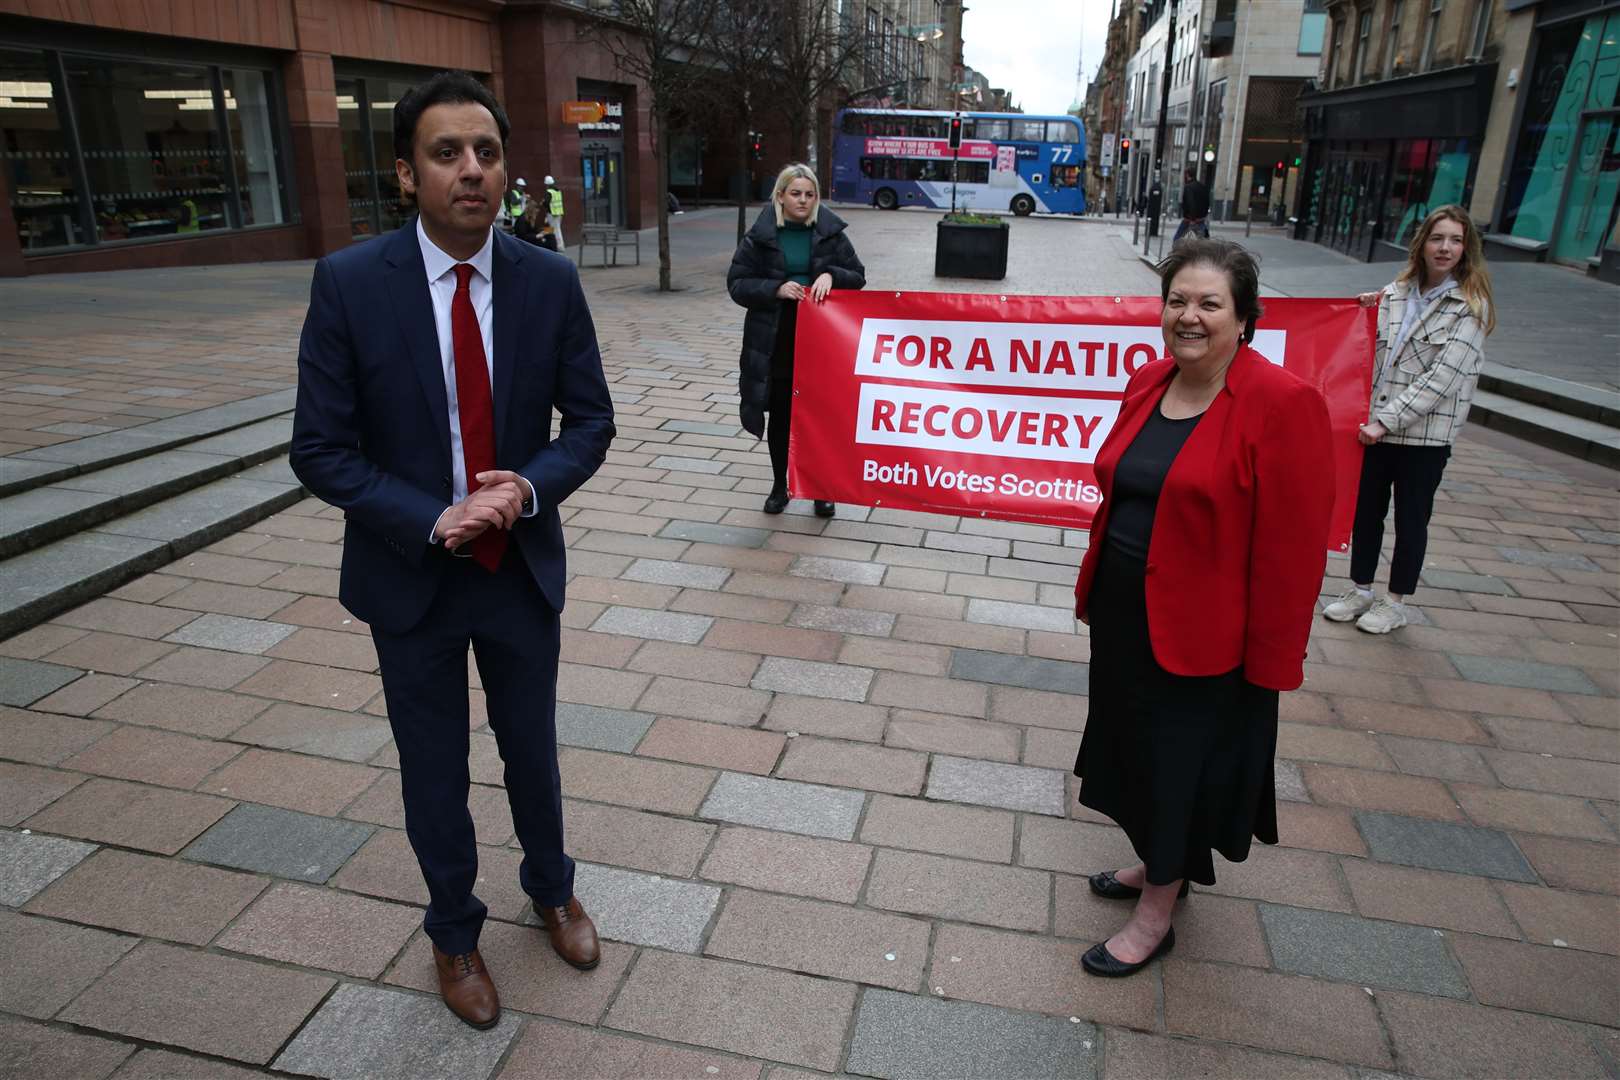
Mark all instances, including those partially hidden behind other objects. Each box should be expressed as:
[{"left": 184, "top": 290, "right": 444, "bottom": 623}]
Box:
[{"left": 289, "top": 71, "right": 614, "bottom": 1030}]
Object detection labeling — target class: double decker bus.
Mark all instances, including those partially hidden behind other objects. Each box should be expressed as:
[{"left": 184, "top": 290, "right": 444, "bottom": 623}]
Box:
[{"left": 830, "top": 108, "right": 1086, "bottom": 217}]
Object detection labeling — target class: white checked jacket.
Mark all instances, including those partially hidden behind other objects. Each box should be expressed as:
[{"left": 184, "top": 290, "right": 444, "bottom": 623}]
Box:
[{"left": 1369, "top": 278, "right": 1488, "bottom": 448}]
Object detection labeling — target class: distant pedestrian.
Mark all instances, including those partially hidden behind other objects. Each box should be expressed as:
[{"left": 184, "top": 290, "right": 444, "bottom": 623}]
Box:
[
  {"left": 543, "top": 175, "right": 565, "bottom": 251},
  {"left": 513, "top": 201, "right": 545, "bottom": 247},
  {"left": 1323, "top": 204, "right": 1495, "bottom": 634},
  {"left": 505, "top": 177, "right": 529, "bottom": 223},
  {"left": 726, "top": 163, "right": 865, "bottom": 517},
  {"left": 1173, "top": 168, "right": 1210, "bottom": 244},
  {"left": 1072, "top": 238, "right": 1333, "bottom": 979}
]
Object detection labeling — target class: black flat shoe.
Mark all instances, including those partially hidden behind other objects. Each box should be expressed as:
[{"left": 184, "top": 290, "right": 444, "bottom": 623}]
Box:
[
  {"left": 1081, "top": 927, "right": 1175, "bottom": 977},
  {"left": 763, "top": 490, "right": 789, "bottom": 515},
  {"left": 813, "top": 500, "right": 835, "bottom": 518},
  {"left": 1088, "top": 871, "right": 1190, "bottom": 900}
]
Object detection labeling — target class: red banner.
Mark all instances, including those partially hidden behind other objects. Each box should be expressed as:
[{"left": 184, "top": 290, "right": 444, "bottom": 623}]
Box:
[{"left": 788, "top": 292, "right": 1373, "bottom": 549}]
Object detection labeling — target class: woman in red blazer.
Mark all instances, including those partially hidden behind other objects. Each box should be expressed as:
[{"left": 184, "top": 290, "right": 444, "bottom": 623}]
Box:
[{"left": 1071, "top": 239, "right": 1334, "bottom": 978}]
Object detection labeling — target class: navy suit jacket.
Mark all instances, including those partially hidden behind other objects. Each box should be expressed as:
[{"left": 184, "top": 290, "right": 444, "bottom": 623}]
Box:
[{"left": 289, "top": 220, "right": 615, "bottom": 636}]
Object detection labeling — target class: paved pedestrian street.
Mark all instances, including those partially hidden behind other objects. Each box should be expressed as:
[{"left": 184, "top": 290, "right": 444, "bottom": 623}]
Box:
[{"left": 1, "top": 209, "right": 1617, "bottom": 1079}]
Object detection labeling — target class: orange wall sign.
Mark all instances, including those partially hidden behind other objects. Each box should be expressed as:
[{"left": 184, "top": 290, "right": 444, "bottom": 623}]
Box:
[{"left": 561, "top": 100, "right": 605, "bottom": 124}]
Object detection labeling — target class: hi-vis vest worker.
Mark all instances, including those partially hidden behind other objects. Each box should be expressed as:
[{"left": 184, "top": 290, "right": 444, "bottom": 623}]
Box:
[{"left": 544, "top": 175, "right": 565, "bottom": 251}]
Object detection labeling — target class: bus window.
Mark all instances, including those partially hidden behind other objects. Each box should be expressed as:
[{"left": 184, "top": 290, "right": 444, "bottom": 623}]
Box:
[
  {"left": 908, "top": 117, "right": 945, "bottom": 138},
  {"left": 978, "top": 119, "right": 1010, "bottom": 141},
  {"left": 959, "top": 119, "right": 977, "bottom": 140},
  {"left": 960, "top": 161, "right": 990, "bottom": 184},
  {"left": 1047, "top": 121, "right": 1081, "bottom": 144},
  {"left": 1052, "top": 165, "right": 1081, "bottom": 188},
  {"left": 842, "top": 112, "right": 870, "bottom": 135},
  {"left": 1013, "top": 119, "right": 1046, "bottom": 142}
]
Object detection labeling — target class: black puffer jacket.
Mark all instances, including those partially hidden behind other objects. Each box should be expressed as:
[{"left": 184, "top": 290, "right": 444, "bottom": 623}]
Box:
[{"left": 727, "top": 206, "right": 866, "bottom": 437}]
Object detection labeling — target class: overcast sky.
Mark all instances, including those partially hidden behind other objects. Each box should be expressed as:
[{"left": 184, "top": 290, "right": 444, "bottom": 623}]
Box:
[{"left": 961, "top": 0, "right": 1111, "bottom": 115}]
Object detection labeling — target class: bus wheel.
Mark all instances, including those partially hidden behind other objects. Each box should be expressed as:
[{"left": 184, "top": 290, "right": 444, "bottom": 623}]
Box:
[
  {"left": 875, "top": 188, "right": 899, "bottom": 210},
  {"left": 1010, "top": 194, "right": 1035, "bottom": 217}
]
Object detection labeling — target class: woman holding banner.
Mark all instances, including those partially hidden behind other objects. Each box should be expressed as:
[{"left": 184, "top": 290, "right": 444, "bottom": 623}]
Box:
[
  {"left": 727, "top": 163, "right": 866, "bottom": 517},
  {"left": 1072, "top": 238, "right": 1334, "bottom": 979},
  {"left": 1323, "top": 205, "right": 1495, "bottom": 635}
]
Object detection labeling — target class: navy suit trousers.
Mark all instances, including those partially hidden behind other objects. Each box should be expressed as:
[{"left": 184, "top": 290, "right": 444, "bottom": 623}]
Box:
[{"left": 370, "top": 548, "right": 572, "bottom": 955}]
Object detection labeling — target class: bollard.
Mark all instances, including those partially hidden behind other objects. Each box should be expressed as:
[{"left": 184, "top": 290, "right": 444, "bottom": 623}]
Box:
[
  {"left": 1132, "top": 212, "right": 1141, "bottom": 246},
  {"left": 1245, "top": 203, "right": 1255, "bottom": 238}
]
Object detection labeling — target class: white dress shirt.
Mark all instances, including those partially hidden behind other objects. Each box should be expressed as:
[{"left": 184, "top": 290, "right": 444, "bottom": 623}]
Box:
[{"left": 418, "top": 219, "right": 536, "bottom": 541}]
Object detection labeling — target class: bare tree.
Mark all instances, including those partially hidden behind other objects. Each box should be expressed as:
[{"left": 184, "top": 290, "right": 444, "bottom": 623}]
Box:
[
  {"left": 574, "top": 0, "right": 716, "bottom": 291},
  {"left": 699, "top": 0, "right": 781, "bottom": 242},
  {"left": 771, "top": 0, "right": 867, "bottom": 176}
]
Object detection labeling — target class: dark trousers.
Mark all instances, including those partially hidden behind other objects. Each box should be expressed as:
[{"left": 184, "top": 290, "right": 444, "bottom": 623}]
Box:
[
  {"left": 1173, "top": 217, "right": 1209, "bottom": 243},
  {"left": 1349, "top": 442, "right": 1451, "bottom": 597},
  {"left": 370, "top": 549, "right": 572, "bottom": 955},
  {"left": 767, "top": 303, "right": 798, "bottom": 494}
]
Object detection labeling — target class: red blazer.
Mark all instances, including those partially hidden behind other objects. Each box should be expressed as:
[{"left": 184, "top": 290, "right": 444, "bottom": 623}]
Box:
[{"left": 1073, "top": 345, "right": 1334, "bottom": 691}]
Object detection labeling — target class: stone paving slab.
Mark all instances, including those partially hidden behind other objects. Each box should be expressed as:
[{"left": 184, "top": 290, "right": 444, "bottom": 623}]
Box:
[
  {"left": 0, "top": 657, "right": 84, "bottom": 706},
  {"left": 926, "top": 755, "right": 1067, "bottom": 815},
  {"left": 0, "top": 827, "right": 96, "bottom": 905},
  {"left": 700, "top": 772, "right": 866, "bottom": 839},
  {"left": 59, "top": 940, "right": 332, "bottom": 1064},
  {"left": 182, "top": 803, "right": 373, "bottom": 882},
  {"left": 845, "top": 988, "right": 1098, "bottom": 1080},
  {"left": 1258, "top": 903, "right": 1470, "bottom": 997},
  {"left": 605, "top": 951, "right": 858, "bottom": 1072},
  {"left": 23, "top": 847, "right": 265, "bottom": 946},
  {"left": 274, "top": 983, "right": 518, "bottom": 1079},
  {"left": 562, "top": 861, "right": 722, "bottom": 952},
  {"left": 1355, "top": 810, "right": 1538, "bottom": 881},
  {"left": 0, "top": 1014, "right": 135, "bottom": 1080}
]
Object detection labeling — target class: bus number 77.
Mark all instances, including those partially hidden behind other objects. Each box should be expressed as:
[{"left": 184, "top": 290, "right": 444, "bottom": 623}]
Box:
[{"left": 1050, "top": 146, "right": 1074, "bottom": 163}]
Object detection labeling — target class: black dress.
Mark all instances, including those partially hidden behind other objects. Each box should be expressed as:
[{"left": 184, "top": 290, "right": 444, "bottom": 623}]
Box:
[{"left": 1074, "top": 402, "right": 1280, "bottom": 887}]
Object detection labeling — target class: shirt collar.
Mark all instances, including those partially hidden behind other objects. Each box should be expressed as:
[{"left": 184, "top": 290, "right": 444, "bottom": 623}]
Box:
[{"left": 416, "top": 216, "right": 494, "bottom": 285}]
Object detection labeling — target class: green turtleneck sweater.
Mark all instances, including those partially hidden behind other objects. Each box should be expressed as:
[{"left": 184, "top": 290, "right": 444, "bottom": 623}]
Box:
[{"left": 779, "top": 221, "right": 813, "bottom": 286}]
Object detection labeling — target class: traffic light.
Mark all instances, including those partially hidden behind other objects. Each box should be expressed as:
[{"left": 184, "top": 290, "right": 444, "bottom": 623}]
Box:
[
  {"left": 948, "top": 115, "right": 963, "bottom": 149},
  {"left": 750, "top": 132, "right": 763, "bottom": 161},
  {"left": 1119, "top": 137, "right": 1131, "bottom": 165},
  {"left": 1274, "top": 160, "right": 1286, "bottom": 178}
]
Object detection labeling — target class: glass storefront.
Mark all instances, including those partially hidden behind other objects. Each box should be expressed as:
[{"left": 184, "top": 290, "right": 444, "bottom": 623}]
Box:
[
  {"left": 1, "top": 46, "right": 85, "bottom": 249},
  {"left": 1, "top": 43, "right": 291, "bottom": 252},
  {"left": 1502, "top": 10, "right": 1620, "bottom": 265},
  {"left": 338, "top": 73, "right": 431, "bottom": 239},
  {"left": 1380, "top": 136, "right": 1477, "bottom": 247}
]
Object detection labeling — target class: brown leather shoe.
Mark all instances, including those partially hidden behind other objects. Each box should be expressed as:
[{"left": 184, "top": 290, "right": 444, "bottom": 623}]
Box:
[
  {"left": 535, "top": 895, "right": 600, "bottom": 970},
  {"left": 432, "top": 944, "right": 500, "bottom": 1029}
]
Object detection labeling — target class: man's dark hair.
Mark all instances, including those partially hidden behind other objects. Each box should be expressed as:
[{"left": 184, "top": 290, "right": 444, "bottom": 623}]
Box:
[
  {"left": 393, "top": 70, "right": 510, "bottom": 166},
  {"left": 1184, "top": 168, "right": 1195, "bottom": 182},
  {"left": 1156, "top": 238, "right": 1265, "bottom": 343}
]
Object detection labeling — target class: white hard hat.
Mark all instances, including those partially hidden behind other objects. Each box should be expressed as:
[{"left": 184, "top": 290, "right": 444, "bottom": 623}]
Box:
[
  {"left": 543, "top": 175, "right": 556, "bottom": 185},
  {"left": 514, "top": 178, "right": 527, "bottom": 187}
]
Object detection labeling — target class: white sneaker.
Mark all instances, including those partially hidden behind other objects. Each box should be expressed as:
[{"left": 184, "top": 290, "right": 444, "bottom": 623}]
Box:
[
  {"left": 1323, "top": 586, "right": 1376, "bottom": 622},
  {"left": 1356, "top": 596, "right": 1409, "bottom": 634}
]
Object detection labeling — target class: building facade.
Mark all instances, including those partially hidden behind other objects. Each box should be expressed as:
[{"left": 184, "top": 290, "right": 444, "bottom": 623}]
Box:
[
  {"left": 1298, "top": 0, "right": 1618, "bottom": 277},
  {"left": 1114, "top": 0, "right": 1320, "bottom": 228},
  {"left": 0, "top": 0, "right": 670, "bottom": 277}
]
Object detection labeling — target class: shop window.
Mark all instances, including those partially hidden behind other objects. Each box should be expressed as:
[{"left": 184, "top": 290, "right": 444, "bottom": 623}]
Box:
[
  {"left": 1503, "top": 12, "right": 1620, "bottom": 261},
  {"left": 221, "top": 68, "right": 287, "bottom": 228},
  {"left": 1381, "top": 137, "right": 1474, "bottom": 246},
  {"left": 1, "top": 47, "right": 87, "bottom": 250},
  {"left": 65, "top": 58, "right": 229, "bottom": 241}
]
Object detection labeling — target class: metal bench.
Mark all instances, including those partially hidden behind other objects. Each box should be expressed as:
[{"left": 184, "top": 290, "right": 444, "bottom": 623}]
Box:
[{"left": 579, "top": 225, "right": 641, "bottom": 267}]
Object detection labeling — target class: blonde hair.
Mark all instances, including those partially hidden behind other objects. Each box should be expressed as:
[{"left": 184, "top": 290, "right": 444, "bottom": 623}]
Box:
[
  {"left": 1397, "top": 205, "right": 1497, "bottom": 335},
  {"left": 772, "top": 163, "right": 820, "bottom": 227}
]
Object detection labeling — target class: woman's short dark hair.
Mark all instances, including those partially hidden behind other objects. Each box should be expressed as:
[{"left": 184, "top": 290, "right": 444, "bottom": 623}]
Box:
[
  {"left": 393, "top": 71, "right": 510, "bottom": 166},
  {"left": 1155, "top": 238, "right": 1265, "bottom": 343}
]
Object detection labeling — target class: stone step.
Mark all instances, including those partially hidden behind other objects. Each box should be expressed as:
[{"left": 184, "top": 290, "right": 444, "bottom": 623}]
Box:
[
  {"left": 0, "top": 468, "right": 305, "bottom": 639},
  {"left": 0, "top": 387, "right": 296, "bottom": 497},
  {"left": 0, "top": 415, "right": 293, "bottom": 560},
  {"left": 1478, "top": 362, "right": 1620, "bottom": 428},
  {"left": 1469, "top": 389, "right": 1620, "bottom": 470}
]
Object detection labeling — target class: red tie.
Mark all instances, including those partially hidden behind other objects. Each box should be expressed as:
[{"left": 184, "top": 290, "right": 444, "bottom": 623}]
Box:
[{"left": 451, "top": 263, "right": 507, "bottom": 572}]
